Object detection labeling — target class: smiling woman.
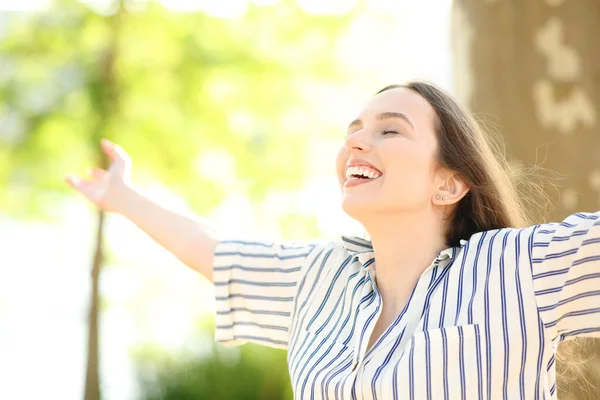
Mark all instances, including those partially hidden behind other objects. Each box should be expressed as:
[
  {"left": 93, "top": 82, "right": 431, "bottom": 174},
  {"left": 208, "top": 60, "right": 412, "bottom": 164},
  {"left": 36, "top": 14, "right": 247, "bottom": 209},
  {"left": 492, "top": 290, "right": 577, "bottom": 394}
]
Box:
[{"left": 66, "top": 81, "right": 600, "bottom": 399}]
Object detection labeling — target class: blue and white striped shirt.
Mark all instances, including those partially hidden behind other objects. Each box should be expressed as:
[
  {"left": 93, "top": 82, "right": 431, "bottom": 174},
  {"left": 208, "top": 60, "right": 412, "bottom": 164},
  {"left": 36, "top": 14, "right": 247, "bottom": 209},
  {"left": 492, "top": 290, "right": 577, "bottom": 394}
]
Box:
[{"left": 212, "top": 212, "right": 600, "bottom": 399}]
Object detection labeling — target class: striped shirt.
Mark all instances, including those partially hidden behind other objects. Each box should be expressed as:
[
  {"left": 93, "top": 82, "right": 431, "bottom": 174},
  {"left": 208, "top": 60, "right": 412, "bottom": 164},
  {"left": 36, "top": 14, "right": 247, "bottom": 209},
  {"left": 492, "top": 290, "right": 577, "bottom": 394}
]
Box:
[{"left": 212, "top": 212, "right": 600, "bottom": 399}]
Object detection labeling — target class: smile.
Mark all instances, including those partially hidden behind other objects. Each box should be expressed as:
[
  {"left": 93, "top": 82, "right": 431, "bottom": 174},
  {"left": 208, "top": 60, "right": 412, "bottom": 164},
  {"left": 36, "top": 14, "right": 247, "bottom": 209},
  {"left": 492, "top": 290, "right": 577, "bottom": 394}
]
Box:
[
  {"left": 344, "top": 176, "right": 381, "bottom": 188},
  {"left": 345, "top": 166, "right": 382, "bottom": 180}
]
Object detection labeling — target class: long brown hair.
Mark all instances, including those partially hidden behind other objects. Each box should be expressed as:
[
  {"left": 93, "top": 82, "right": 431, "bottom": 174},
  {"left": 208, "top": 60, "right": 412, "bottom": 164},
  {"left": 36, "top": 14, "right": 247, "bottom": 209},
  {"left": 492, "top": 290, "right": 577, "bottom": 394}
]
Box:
[{"left": 377, "top": 81, "right": 539, "bottom": 245}]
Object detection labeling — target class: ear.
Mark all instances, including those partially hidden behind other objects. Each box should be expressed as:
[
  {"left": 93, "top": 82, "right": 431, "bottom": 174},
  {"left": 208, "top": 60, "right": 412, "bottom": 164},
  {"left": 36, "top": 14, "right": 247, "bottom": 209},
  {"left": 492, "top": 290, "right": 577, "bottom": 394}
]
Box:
[{"left": 432, "top": 171, "right": 469, "bottom": 206}]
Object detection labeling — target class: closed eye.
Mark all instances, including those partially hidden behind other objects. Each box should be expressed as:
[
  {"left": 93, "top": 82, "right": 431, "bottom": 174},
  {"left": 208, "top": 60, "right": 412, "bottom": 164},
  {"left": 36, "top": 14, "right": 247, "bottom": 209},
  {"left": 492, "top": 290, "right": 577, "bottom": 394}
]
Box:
[{"left": 344, "top": 129, "right": 402, "bottom": 138}]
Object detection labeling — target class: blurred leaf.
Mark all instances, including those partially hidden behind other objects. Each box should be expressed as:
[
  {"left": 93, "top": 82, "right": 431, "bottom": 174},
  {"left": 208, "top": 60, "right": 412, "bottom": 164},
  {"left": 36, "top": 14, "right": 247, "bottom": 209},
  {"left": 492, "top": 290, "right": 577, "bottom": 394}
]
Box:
[
  {"left": 134, "top": 318, "right": 294, "bottom": 400},
  {"left": 1, "top": 0, "right": 351, "bottom": 222}
]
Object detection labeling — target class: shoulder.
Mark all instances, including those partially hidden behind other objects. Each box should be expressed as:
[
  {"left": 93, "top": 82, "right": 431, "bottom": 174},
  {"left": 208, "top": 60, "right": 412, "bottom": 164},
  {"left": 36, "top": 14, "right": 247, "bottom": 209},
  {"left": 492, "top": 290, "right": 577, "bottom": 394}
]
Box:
[
  {"left": 460, "top": 211, "right": 600, "bottom": 256},
  {"left": 521, "top": 211, "right": 600, "bottom": 246},
  {"left": 307, "top": 239, "right": 355, "bottom": 264},
  {"left": 462, "top": 226, "right": 526, "bottom": 248},
  {"left": 459, "top": 227, "right": 539, "bottom": 264},
  {"left": 298, "top": 238, "right": 363, "bottom": 280}
]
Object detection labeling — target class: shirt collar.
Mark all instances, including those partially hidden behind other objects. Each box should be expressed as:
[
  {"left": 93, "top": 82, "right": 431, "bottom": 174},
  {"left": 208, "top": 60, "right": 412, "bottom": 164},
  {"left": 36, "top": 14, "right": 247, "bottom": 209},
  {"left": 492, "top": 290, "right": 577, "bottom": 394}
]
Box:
[{"left": 340, "top": 234, "right": 468, "bottom": 269}]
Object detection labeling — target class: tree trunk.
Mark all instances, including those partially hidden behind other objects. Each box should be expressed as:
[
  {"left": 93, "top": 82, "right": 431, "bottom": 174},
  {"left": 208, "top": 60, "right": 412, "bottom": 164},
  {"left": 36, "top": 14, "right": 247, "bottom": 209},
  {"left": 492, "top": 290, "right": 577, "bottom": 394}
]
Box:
[
  {"left": 84, "top": 210, "right": 105, "bottom": 400},
  {"left": 83, "top": 3, "right": 124, "bottom": 399},
  {"left": 451, "top": 0, "right": 600, "bottom": 399}
]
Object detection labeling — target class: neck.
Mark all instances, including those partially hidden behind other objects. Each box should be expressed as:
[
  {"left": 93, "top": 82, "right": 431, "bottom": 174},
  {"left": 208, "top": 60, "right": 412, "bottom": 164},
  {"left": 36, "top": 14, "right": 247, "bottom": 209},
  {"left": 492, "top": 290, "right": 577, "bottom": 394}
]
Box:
[{"left": 361, "top": 208, "right": 448, "bottom": 311}]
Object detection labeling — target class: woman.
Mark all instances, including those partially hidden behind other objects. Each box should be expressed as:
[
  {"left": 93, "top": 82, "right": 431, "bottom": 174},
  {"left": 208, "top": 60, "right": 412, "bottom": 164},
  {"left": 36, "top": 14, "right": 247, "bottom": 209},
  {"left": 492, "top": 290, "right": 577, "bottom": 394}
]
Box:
[{"left": 66, "top": 82, "right": 600, "bottom": 399}]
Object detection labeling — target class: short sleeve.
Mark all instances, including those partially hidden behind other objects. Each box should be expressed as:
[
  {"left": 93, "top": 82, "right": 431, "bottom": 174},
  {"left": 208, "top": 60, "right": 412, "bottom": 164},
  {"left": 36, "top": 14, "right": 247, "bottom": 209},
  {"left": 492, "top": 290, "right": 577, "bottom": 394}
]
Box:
[
  {"left": 531, "top": 211, "right": 600, "bottom": 343},
  {"left": 212, "top": 238, "right": 322, "bottom": 349}
]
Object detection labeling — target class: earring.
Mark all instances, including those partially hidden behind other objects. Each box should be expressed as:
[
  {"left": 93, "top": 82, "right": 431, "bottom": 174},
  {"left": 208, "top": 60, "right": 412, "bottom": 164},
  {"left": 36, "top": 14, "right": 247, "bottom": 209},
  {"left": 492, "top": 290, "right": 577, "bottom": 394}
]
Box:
[
  {"left": 435, "top": 194, "right": 441, "bottom": 200},
  {"left": 442, "top": 196, "right": 446, "bottom": 200}
]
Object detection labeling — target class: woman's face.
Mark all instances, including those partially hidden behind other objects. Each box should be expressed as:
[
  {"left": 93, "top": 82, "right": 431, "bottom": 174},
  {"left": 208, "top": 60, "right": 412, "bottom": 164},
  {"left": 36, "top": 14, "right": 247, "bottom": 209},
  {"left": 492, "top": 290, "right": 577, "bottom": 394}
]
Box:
[{"left": 336, "top": 87, "right": 441, "bottom": 219}]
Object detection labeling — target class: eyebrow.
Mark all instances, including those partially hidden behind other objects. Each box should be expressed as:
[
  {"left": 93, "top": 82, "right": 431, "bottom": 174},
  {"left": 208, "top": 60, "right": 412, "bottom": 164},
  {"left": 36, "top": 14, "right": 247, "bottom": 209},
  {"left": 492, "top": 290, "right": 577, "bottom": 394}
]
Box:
[{"left": 347, "top": 111, "right": 415, "bottom": 131}]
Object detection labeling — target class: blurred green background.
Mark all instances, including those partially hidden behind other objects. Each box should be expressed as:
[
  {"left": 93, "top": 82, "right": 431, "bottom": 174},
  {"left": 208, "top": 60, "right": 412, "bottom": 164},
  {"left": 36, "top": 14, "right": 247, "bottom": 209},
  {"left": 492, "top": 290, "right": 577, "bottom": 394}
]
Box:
[{"left": 1, "top": 0, "right": 599, "bottom": 399}]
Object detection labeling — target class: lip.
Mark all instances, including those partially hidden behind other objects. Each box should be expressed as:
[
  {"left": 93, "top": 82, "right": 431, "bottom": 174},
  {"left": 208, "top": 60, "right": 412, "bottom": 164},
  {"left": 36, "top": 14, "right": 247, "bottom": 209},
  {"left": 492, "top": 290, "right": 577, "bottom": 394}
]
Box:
[
  {"left": 344, "top": 158, "right": 383, "bottom": 186},
  {"left": 345, "top": 159, "right": 383, "bottom": 175},
  {"left": 344, "top": 176, "right": 381, "bottom": 188}
]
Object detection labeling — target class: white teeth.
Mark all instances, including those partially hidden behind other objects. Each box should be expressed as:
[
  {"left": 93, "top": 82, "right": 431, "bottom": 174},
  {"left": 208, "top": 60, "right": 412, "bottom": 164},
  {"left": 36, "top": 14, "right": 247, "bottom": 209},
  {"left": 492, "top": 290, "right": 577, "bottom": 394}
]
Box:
[{"left": 345, "top": 166, "right": 382, "bottom": 180}]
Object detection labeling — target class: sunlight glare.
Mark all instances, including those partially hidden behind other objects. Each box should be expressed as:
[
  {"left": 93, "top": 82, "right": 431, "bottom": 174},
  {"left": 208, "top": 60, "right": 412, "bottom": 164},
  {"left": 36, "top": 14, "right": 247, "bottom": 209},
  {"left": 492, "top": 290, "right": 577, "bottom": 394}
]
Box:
[
  {"left": 0, "top": 0, "right": 50, "bottom": 11},
  {"left": 297, "top": 0, "right": 358, "bottom": 15},
  {"left": 80, "top": 0, "right": 120, "bottom": 15},
  {"left": 250, "top": 0, "right": 280, "bottom": 5},
  {"left": 160, "top": 0, "right": 249, "bottom": 18}
]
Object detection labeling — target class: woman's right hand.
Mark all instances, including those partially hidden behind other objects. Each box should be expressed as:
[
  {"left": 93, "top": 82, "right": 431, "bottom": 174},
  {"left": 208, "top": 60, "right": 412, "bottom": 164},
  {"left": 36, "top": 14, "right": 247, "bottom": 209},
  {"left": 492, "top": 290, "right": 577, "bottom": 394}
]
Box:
[{"left": 65, "top": 139, "right": 132, "bottom": 213}]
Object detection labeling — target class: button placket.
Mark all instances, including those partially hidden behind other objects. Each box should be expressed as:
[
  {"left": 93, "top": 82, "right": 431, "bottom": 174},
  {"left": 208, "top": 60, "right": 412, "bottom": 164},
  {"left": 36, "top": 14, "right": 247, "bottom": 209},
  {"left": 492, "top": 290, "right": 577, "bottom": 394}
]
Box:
[
  {"left": 352, "top": 284, "right": 382, "bottom": 369},
  {"left": 351, "top": 254, "right": 381, "bottom": 372},
  {"left": 349, "top": 250, "right": 458, "bottom": 370},
  {"left": 362, "top": 263, "right": 439, "bottom": 365}
]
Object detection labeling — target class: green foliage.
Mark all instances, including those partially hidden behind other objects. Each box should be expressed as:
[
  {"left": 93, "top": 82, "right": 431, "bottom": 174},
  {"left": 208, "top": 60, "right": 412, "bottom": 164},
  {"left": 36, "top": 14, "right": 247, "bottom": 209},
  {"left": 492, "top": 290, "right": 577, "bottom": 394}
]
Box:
[
  {"left": 135, "top": 319, "right": 293, "bottom": 400},
  {"left": 0, "top": 0, "right": 353, "bottom": 218}
]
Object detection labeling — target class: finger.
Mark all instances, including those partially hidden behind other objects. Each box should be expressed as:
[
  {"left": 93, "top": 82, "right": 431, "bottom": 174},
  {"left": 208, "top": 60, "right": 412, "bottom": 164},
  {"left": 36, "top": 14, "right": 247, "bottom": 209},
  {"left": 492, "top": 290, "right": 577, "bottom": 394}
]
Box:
[
  {"left": 101, "top": 139, "right": 119, "bottom": 161},
  {"left": 64, "top": 174, "right": 81, "bottom": 189},
  {"left": 101, "top": 138, "right": 129, "bottom": 160},
  {"left": 101, "top": 139, "right": 130, "bottom": 177},
  {"left": 111, "top": 143, "right": 130, "bottom": 163},
  {"left": 65, "top": 176, "right": 101, "bottom": 202},
  {"left": 86, "top": 168, "right": 108, "bottom": 180},
  {"left": 65, "top": 175, "right": 92, "bottom": 193}
]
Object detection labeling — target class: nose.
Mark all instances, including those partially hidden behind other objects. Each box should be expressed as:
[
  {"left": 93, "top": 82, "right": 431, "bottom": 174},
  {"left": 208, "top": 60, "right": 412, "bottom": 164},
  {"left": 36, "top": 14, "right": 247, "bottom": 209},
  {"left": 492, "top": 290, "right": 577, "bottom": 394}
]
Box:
[{"left": 344, "top": 130, "right": 371, "bottom": 154}]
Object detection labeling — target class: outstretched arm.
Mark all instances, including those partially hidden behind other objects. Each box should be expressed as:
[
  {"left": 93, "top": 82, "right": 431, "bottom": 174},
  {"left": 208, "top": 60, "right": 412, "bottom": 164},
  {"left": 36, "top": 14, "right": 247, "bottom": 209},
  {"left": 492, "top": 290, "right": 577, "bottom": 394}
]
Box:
[
  {"left": 115, "top": 184, "right": 220, "bottom": 281},
  {"left": 213, "top": 238, "right": 323, "bottom": 348},
  {"left": 67, "top": 139, "right": 326, "bottom": 349},
  {"left": 531, "top": 212, "right": 600, "bottom": 343},
  {"left": 65, "top": 139, "right": 219, "bottom": 281}
]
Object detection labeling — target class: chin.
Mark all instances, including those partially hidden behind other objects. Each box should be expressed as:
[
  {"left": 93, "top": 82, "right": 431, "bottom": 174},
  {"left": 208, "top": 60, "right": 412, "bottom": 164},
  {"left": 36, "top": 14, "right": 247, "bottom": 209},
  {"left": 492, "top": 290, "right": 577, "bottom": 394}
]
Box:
[{"left": 340, "top": 196, "right": 371, "bottom": 219}]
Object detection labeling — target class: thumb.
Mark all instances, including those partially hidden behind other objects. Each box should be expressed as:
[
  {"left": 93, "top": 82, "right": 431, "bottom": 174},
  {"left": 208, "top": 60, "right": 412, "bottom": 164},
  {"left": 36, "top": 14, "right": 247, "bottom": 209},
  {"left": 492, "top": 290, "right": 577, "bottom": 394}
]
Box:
[
  {"left": 101, "top": 139, "right": 130, "bottom": 178},
  {"left": 64, "top": 174, "right": 80, "bottom": 189},
  {"left": 101, "top": 139, "right": 130, "bottom": 163}
]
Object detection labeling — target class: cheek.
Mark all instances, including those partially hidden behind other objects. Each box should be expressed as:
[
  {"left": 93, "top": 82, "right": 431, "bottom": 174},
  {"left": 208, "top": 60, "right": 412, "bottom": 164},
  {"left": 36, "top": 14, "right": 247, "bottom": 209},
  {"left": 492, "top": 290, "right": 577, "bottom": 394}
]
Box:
[{"left": 381, "top": 146, "right": 434, "bottom": 200}]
